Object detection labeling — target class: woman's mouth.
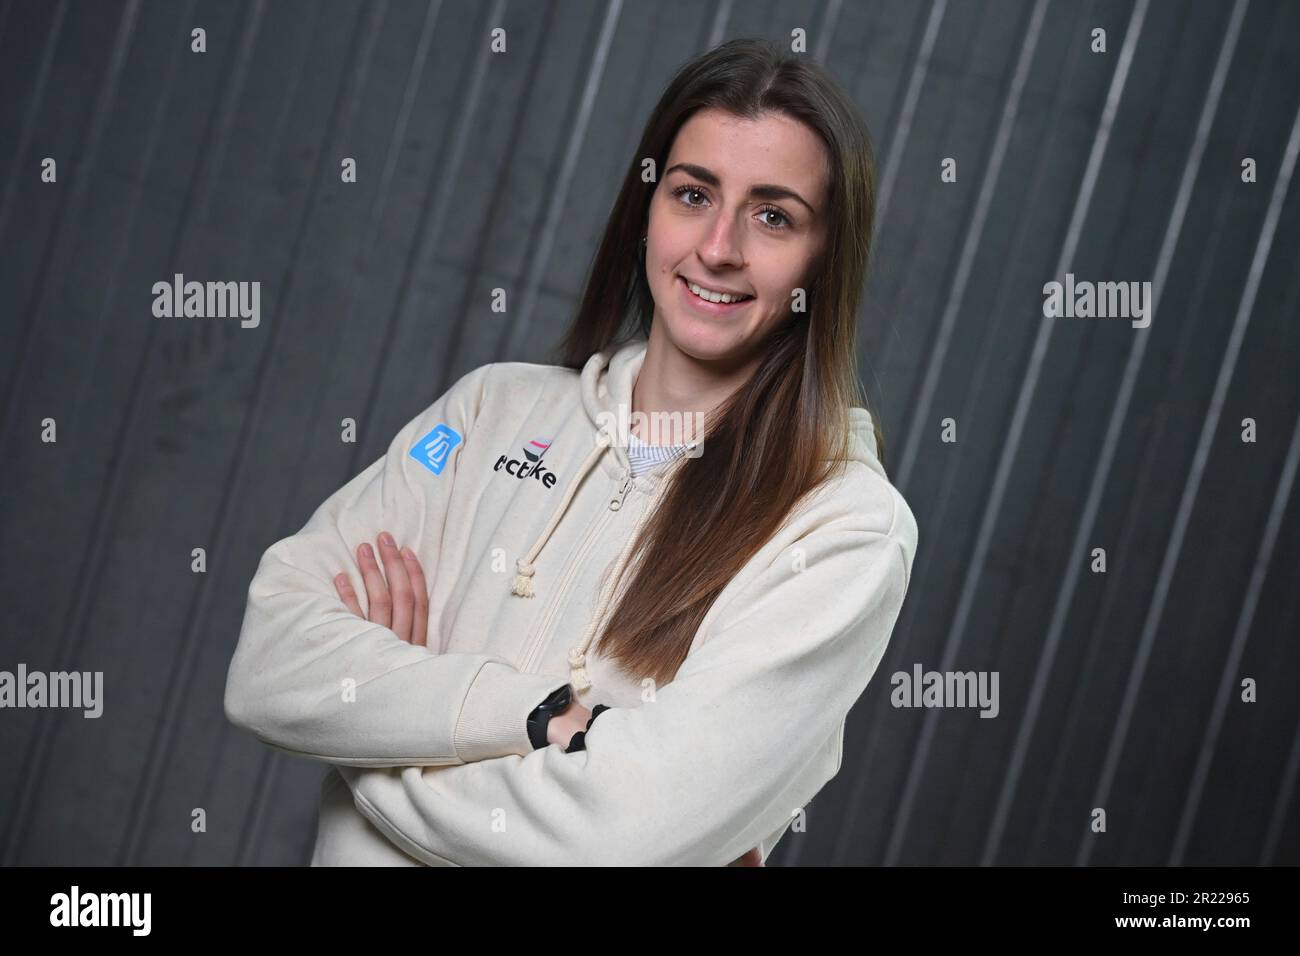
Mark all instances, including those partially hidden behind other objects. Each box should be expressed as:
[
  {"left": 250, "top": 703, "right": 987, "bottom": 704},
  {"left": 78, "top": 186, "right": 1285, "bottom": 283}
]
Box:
[{"left": 677, "top": 275, "right": 755, "bottom": 315}]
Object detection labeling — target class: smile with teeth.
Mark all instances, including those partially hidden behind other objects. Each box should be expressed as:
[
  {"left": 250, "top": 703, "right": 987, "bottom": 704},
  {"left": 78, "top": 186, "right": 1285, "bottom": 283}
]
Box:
[{"left": 683, "top": 278, "right": 753, "bottom": 304}]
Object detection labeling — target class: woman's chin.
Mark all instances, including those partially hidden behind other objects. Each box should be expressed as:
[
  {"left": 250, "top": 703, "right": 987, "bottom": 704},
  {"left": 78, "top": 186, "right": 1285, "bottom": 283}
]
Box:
[
  {"left": 664, "top": 322, "right": 734, "bottom": 357},
  {"left": 662, "top": 322, "right": 765, "bottom": 371}
]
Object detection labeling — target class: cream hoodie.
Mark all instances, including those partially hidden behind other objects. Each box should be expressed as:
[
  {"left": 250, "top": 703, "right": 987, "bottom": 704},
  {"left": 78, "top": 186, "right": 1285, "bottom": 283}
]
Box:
[{"left": 223, "top": 335, "right": 917, "bottom": 866}]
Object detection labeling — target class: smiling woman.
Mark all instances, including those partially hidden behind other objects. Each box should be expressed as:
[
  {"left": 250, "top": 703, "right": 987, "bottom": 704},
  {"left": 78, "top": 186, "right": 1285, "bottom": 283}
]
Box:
[
  {"left": 651, "top": 110, "right": 830, "bottom": 352},
  {"left": 225, "top": 36, "right": 916, "bottom": 867}
]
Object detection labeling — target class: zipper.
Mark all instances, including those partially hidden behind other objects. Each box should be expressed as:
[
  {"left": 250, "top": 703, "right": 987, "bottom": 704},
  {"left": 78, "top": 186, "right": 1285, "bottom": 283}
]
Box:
[
  {"left": 610, "top": 474, "right": 633, "bottom": 510},
  {"left": 517, "top": 469, "right": 632, "bottom": 674}
]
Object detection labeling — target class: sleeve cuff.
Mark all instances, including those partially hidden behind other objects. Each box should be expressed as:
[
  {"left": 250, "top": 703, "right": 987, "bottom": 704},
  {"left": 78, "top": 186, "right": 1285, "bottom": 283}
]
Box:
[{"left": 452, "top": 663, "right": 570, "bottom": 763}]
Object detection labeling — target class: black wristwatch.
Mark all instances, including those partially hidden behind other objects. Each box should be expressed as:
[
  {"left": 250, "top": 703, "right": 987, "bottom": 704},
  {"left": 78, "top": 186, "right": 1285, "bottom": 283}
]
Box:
[{"left": 526, "top": 683, "right": 573, "bottom": 750}]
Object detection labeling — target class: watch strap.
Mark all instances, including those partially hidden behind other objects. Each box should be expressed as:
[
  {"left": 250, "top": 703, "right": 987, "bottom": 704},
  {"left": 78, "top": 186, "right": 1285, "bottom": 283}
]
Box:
[
  {"left": 526, "top": 683, "right": 572, "bottom": 750},
  {"left": 563, "top": 703, "right": 611, "bottom": 753}
]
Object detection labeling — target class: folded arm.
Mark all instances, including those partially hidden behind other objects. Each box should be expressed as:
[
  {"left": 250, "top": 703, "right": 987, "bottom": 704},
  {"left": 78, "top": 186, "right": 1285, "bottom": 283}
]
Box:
[
  {"left": 223, "top": 362, "right": 567, "bottom": 767},
  {"left": 337, "top": 519, "right": 914, "bottom": 865}
]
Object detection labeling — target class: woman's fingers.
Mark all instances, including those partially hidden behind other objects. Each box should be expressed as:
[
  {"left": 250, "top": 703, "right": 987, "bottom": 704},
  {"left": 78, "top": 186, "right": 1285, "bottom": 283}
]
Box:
[
  {"left": 376, "top": 532, "right": 414, "bottom": 643},
  {"left": 339, "top": 535, "right": 427, "bottom": 646},
  {"left": 333, "top": 573, "right": 365, "bottom": 618},
  {"left": 356, "top": 542, "right": 392, "bottom": 629},
  {"left": 401, "top": 547, "right": 430, "bottom": 647}
]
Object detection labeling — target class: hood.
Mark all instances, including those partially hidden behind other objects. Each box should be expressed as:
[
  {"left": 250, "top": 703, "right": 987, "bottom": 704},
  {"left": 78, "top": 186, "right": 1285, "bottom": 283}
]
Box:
[
  {"left": 846, "top": 406, "right": 886, "bottom": 480},
  {"left": 510, "top": 334, "right": 885, "bottom": 690},
  {"left": 579, "top": 335, "right": 652, "bottom": 476}
]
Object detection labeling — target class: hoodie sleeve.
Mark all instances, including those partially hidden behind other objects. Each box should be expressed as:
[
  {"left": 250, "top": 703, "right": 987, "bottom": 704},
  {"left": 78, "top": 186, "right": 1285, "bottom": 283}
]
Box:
[
  {"left": 223, "top": 361, "right": 571, "bottom": 768},
  {"left": 336, "top": 510, "right": 915, "bottom": 865}
]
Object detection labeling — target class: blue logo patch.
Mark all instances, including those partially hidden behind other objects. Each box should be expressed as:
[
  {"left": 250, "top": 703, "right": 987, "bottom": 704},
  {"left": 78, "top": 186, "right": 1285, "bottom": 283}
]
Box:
[{"left": 410, "top": 423, "right": 462, "bottom": 476}]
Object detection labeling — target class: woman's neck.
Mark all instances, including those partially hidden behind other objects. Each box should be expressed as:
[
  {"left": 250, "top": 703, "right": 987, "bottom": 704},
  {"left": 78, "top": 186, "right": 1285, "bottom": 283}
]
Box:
[{"left": 630, "top": 322, "right": 760, "bottom": 444}]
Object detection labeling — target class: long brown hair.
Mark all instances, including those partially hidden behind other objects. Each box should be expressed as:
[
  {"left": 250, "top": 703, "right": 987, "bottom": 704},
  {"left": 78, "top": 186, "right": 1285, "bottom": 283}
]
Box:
[{"left": 549, "top": 37, "right": 881, "bottom": 688}]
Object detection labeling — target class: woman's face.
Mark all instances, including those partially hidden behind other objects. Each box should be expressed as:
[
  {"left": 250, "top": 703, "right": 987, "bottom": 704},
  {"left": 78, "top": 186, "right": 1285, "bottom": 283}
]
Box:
[{"left": 645, "top": 107, "right": 830, "bottom": 368}]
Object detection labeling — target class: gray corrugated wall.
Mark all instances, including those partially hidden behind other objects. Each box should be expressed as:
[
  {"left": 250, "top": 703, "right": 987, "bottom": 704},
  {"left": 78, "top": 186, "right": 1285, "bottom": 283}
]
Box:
[{"left": 0, "top": 0, "right": 1296, "bottom": 866}]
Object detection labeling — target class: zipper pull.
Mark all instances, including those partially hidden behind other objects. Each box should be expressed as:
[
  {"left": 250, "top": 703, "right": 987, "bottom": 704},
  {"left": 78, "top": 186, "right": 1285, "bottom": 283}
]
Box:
[{"left": 609, "top": 474, "right": 633, "bottom": 511}]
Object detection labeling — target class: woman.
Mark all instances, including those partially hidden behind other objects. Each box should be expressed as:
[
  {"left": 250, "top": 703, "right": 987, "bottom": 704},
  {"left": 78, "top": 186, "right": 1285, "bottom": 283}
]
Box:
[{"left": 224, "top": 37, "right": 917, "bottom": 867}]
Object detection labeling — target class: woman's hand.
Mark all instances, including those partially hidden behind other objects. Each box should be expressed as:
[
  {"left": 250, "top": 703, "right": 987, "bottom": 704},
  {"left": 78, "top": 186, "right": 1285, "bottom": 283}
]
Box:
[
  {"left": 545, "top": 700, "right": 593, "bottom": 748},
  {"left": 333, "top": 531, "right": 430, "bottom": 646}
]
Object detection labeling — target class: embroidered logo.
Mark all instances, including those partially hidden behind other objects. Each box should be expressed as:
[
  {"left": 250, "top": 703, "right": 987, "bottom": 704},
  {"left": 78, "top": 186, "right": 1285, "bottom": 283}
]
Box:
[
  {"left": 494, "top": 437, "right": 557, "bottom": 489},
  {"left": 410, "top": 423, "right": 462, "bottom": 476}
]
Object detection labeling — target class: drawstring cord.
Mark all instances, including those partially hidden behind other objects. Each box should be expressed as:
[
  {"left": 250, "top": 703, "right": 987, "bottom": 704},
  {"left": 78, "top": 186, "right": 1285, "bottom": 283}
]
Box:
[{"left": 511, "top": 430, "right": 613, "bottom": 598}]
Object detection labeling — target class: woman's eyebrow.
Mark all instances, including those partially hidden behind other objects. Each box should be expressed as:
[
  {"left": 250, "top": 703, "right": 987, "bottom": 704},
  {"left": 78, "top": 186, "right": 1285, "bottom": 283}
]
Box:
[{"left": 664, "top": 162, "right": 816, "bottom": 217}]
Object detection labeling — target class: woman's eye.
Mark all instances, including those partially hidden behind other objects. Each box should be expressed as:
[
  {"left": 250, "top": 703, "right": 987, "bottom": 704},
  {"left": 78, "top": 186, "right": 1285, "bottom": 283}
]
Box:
[
  {"left": 676, "top": 186, "right": 706, "bottom": 206},
  {"left": 759, "top": 208, "right": 790, "bottom": 230}
]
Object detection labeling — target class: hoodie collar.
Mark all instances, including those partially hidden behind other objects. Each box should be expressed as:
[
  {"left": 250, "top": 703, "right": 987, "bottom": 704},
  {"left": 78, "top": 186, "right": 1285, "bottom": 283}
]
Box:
[{"left": 580, "top": 335, "right": 654, "bottom": 479}]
